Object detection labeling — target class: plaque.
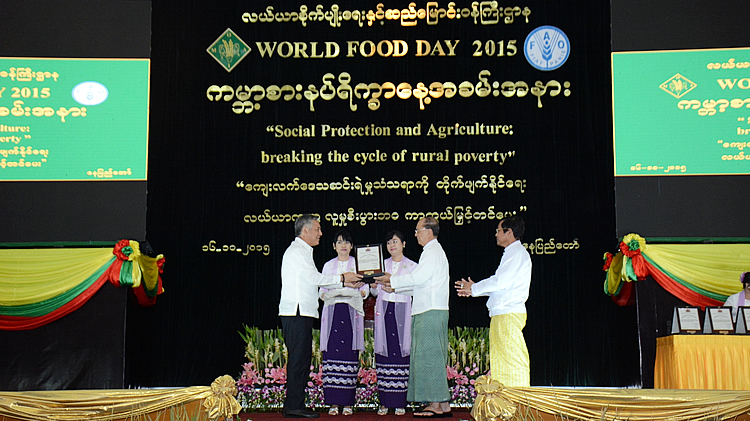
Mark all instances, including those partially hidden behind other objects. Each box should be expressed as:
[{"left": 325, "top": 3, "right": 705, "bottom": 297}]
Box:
[
  {"left": 703, "top": 306, "right": 734, "bottom": 334},
  {"left": 736, "top": 307, "right": 750, "bottom": 334},
  {"left": 354, "top": 244, "right": 384, "bottom": 283},
  {"left": 671, "top": 307, "right": 701, "bottom": 334}
]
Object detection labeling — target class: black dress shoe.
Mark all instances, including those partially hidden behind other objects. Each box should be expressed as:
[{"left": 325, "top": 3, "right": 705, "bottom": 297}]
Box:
[{"left": 283, "top": 409, "right": 320, "bottom": 418}]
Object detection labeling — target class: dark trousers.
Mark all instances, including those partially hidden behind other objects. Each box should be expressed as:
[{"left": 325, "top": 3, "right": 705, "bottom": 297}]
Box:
[{"left": 281, "top": 314, "right": 314, "bottom": 411}]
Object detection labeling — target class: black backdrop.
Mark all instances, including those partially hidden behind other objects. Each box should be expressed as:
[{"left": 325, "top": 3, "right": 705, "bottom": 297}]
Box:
[
  {"left": 0, "top": 0, "right": 641, "bottom": 390},
  {"left": 611, "top": 0, "right": 750, "bottom": 239},
  {"left": 1, "top": 0, "right": 150, "bottom": 243},
  {"left": 611, "top": 0, "right": 750, "bottom": 388},
  {"left": 0, "top": 0, "right": 149, "bottom": 391},
  {"left": 126, "top": 0, "right": 641, "bottom": 388}
]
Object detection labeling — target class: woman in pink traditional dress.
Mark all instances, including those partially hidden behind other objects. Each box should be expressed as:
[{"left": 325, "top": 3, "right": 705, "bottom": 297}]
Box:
[
  {"left": 371, "top": 230, "right": 416, "bottom": 416},
  {"left": 320, "top": 230, "right": 369, "bottom": 416}
]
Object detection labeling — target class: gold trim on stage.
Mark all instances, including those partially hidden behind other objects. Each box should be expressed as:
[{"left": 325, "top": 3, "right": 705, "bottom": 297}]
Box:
[
  {"left": 0, "top": 375, "right": 241, "bottom": 421},
  {"left": 472, "top": 376, "right": 518, "bottom": 421},
  {"left": 203, "top": 374, "right": 243, "bottom": 420},
  {"left": 472, "top": 377, "right": 750, "bottom": 421},
  {"left": 2, "top": 381, "right": 749, "bottom": 421}
]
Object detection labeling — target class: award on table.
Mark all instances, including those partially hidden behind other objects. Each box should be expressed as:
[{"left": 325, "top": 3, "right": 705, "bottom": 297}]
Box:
[
  {"left": 354, "top": 244, "right": 384, "bottom": 283},
  {"left": 671, "top": 307, "right": 701, "bottom": 334},
  {"left": 736, "top": 307, "right": 750, "bottom": 334},
  {"left": 703, "top": 306, "right": 734, "bottom": 334}
]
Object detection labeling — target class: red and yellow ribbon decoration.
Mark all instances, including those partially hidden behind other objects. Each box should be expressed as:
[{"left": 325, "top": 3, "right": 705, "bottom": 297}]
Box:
[
  {"left": 603, "top": 234, "right": 750, "bottom": 309},
  {"left": 0, "top": 240, "right": 164, "bottom": 330}
]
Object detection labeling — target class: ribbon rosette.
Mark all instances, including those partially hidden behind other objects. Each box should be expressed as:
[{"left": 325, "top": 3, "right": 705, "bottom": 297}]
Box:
[
  {"left": 470, "top": 375, "right": 517, "bottom": 421},
  {"left": 619, "top": 233, "right": 648, "bottom": 281},
  {"left": 113, "top": 239, "right": 142, "bottom": 261},
  {"left": 113, "top": 239, "right": 132, "bottom": 260},
  {"left": 619, "top": 233, "right": 645, "bottom": 258},
  {"left": 203, "top": 374, "right": 241, "bottom": 420}
]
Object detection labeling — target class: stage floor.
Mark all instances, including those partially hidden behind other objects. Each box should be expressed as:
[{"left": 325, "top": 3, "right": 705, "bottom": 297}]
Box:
[{"left": 239, "top": 409, "right": 472, "bottom": 421}]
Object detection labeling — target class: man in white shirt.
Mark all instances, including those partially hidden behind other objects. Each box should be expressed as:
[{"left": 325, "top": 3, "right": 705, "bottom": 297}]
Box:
[
  {"left": 279, "top": 214, "right": 362, "bottom": 418},
  {"left": 376, "top": 217, "right": 451, "bottom": 417},
  {"left": 455, "top": 216, "right": 531, "bottom": 387}
]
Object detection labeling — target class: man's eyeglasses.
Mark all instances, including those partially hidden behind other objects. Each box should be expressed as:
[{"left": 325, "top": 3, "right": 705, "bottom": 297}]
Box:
[
  {"left": 496, "top": 228, "right": 510, "bottom": 234},
  {"left": 414, "top": 228, "right": 429, "bottom": 234}
]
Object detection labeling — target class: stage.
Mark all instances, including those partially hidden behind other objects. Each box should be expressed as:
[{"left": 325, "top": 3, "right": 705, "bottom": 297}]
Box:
[{"left": 1, "top": 385, "right": 749, "bottom": 421}]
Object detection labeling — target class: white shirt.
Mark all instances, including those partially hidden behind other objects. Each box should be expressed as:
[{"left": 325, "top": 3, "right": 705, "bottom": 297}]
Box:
[
  {"left": 278, "top": 237, "right": 342, "bottom": 318},
  {"left": 723, "top": 290, "right": 747, "bottom": 322},
  {"left": 371, "top": 257, "right": 416, "bottom": 302},
  {"left": 390, "top": 238, "right": 450, "bottom": 315},
  {"left": 471, "top": 240, "right": 532, "bottom": 317}
]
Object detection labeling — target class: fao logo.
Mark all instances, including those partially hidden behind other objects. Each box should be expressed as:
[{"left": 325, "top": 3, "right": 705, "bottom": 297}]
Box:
[
  {"left": 72, "top": 81, "right": 108, "bottom": 106},
  {"left": 524, "top": 26, "right": 570, "bottom": 71}
]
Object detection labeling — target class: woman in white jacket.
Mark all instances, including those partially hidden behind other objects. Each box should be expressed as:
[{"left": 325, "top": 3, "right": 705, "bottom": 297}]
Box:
[
  {"left": 723, "top": 271, "right": 750, "bottom": 322},
  {"left": 320, "top": 230, "right": 369, "bottom": 416}
]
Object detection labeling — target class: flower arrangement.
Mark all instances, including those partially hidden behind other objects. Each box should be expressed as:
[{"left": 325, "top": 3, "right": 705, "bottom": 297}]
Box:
[{"left": 236, "top": 325, "right": 489, "bottom": 411}]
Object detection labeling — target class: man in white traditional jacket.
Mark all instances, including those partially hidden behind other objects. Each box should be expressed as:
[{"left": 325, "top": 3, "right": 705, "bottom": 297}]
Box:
[
  {"left": 278, "top": 214, "right": 362, "bottom": 418},
  {"left": 455, "top": 216, "right": 532, "bottom": 387}
]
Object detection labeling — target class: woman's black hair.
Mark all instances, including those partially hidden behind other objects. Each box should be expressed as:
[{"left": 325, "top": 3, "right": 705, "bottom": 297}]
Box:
[
  {"left": 385, "top": 230, "right": 406, "bottom": 243},
  {"left": 333, "top": 229, "right": 352, "bottom": 244}
]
